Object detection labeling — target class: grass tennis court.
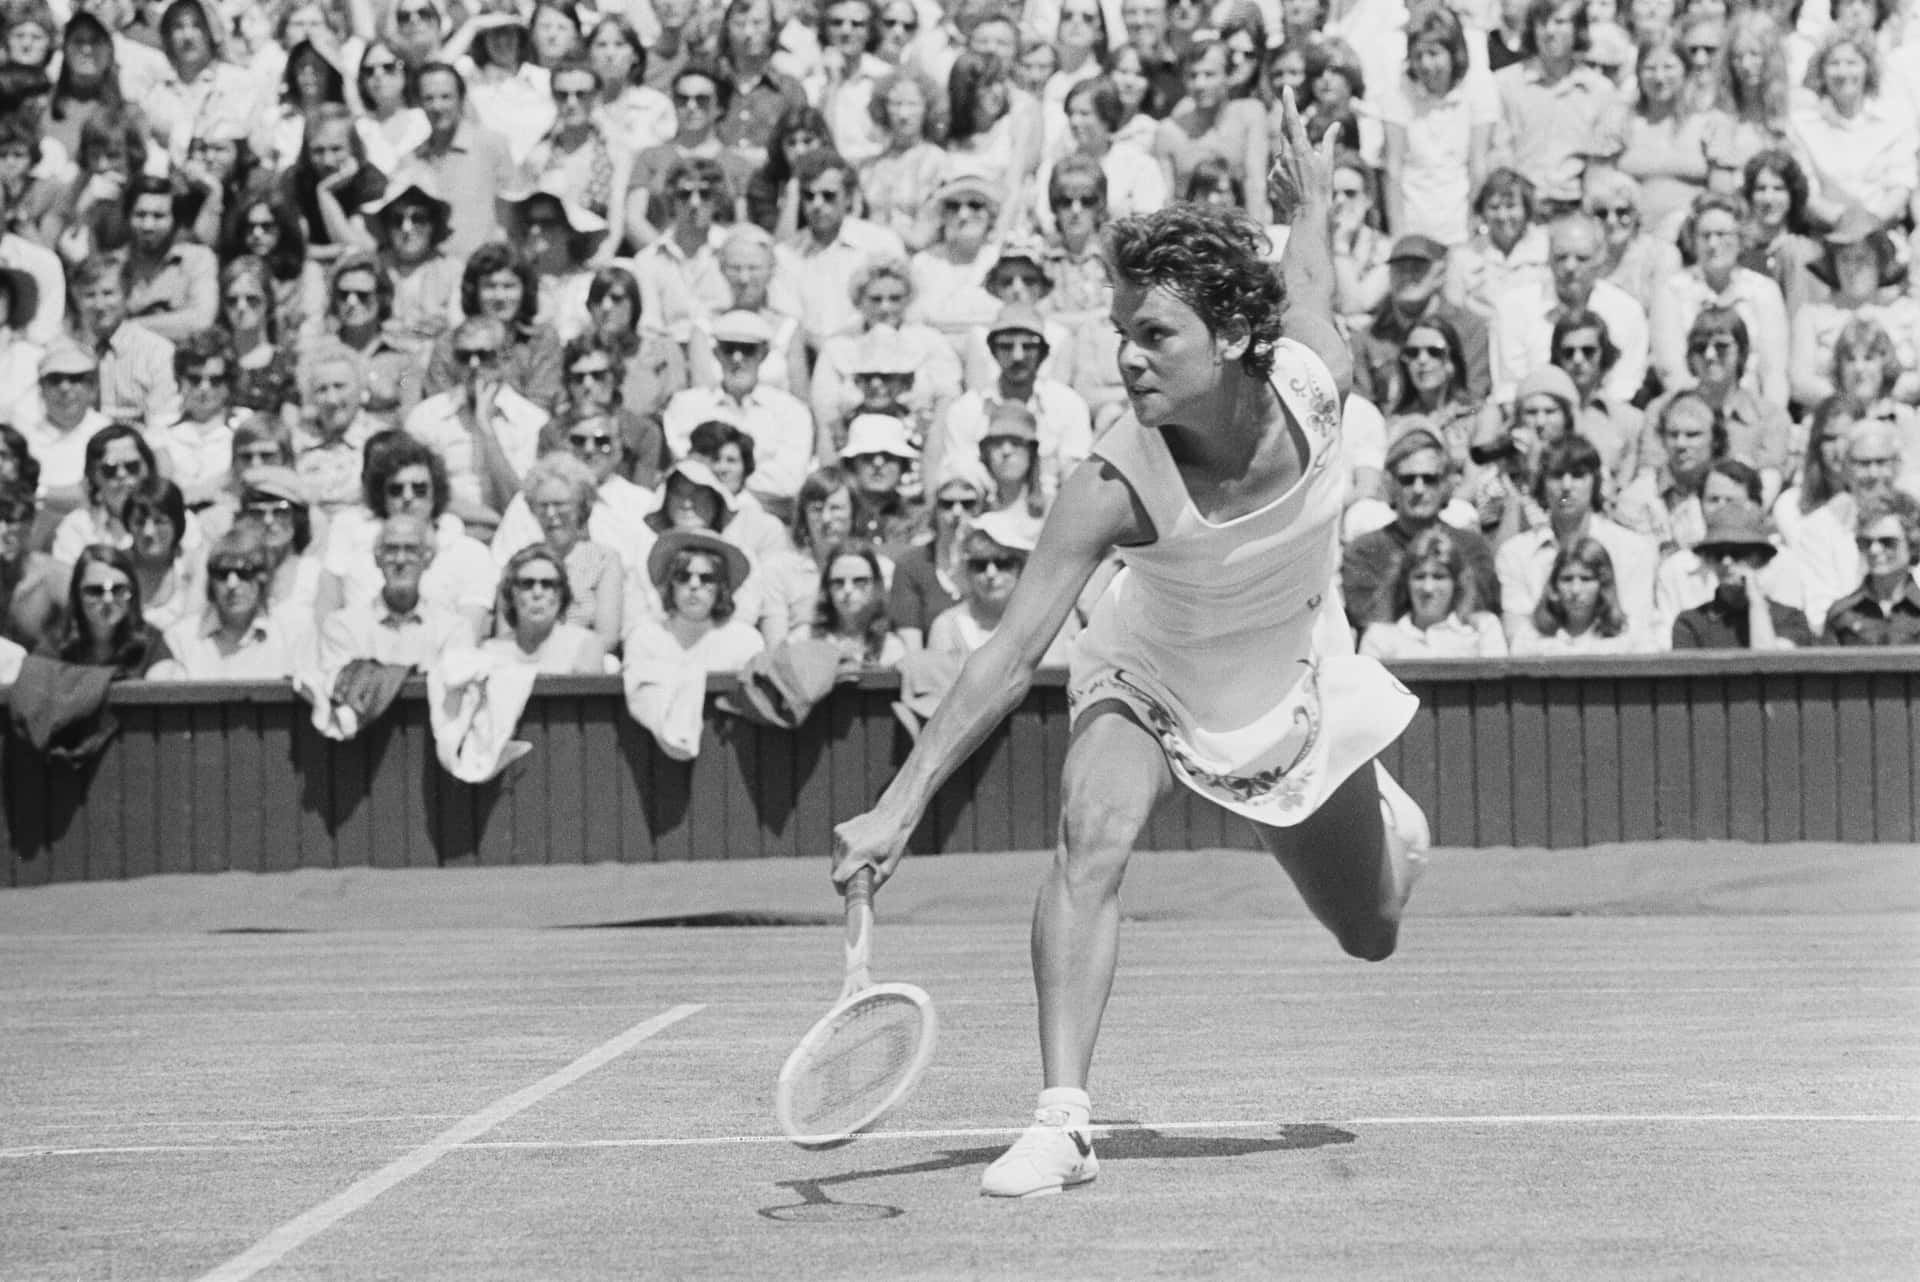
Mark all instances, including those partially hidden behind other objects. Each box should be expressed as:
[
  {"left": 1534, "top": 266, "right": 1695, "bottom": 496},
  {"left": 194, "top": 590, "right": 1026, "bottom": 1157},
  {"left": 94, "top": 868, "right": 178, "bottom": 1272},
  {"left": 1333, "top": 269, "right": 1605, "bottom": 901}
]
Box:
[{"left": 3, "top": 849, "right": 1916, "bottom": 1281}]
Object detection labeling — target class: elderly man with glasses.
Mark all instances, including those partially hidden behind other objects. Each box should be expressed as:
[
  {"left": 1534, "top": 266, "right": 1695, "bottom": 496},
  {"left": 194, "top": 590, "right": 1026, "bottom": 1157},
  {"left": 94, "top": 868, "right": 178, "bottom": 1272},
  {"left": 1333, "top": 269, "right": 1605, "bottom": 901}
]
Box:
[{"left": 317, "top": 513, "right": 475, "bottom": 674}]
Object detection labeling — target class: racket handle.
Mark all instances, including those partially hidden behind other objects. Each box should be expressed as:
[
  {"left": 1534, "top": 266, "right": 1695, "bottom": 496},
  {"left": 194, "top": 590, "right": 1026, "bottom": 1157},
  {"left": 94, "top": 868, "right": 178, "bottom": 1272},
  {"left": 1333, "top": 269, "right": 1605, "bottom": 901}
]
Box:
[
  {"left": 845, "top": 865, "right": 875, "bottom": 912},
  {"left": 842, "top": 866, "right": 874, "bottom": 992}
]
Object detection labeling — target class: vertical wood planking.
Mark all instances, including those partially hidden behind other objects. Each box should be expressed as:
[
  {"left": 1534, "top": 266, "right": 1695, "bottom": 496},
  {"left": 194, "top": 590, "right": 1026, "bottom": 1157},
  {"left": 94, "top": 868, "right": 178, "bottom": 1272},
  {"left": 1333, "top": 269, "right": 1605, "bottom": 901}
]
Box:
[
  {"left": 1544, "top": 679, "right": 1588, "bottom": 849},
  {"left": 576, "top": 697, "right": 623, "bottom": 863},
  {"left": 293, "top": 702, "right": 335, "bottom": 867},
  {"left": 362, "top": 717, "right": 412, "bottom": 870},
  {"left": 1429, "top": 682, "right": 1475, "bottom": 847},
  {"left": 1687, "top": 676, "right": 1730, "bottom": 840},
  {"left": 155, "top": 705, "right": 195, "bottom": 875},
  {"left": 1579, "top": 676, "right": 1622, "bottom": 846},
  {"left": 1651, "top": 678, "right": 1692, "bottom": 839},
  {"left": 1723, "top": 676, "right": 1765, "bottom": 844},
  {"left": 1392, "top": 682, "right": 1440, "bottom": 842},
  {"left": 1869, "top": 673, "right": 1912, "bottom": 841},
  {"left": 397, "top": 702, "right": 437, "bottom": 867},
  {"left": 41, "top": 741, "right": 91, "bottom": 884},
  {"left": 118, "top": 712, "right": 160, "bottom": 879},
  {"left": 189, "top": 704, "right": 229, "bottom": 872},
  {"left": 682, "top": 706, "right": 734, "bottom": 861},
  {"left": 224, "top": 702, "right": 267, "bottom": 872},
  {"left": 614, "top": 714, "right": 660, "bottom": 864},
  {"left": 1798, "top": 673, "right": 1840, "bottom": 840},
  {"left": 83, "top": 723, "right": 127, "bottom": 881},
  {"left": 546, "top": 697, "right": 590, "bottom": 863},
  {"left": 1006, "top": 689, "right": 1049, "bottom": 849},
  {"left": 1469, "top": 680, "right": 1513, "bottom": 848},
  {"left": 1759, "top": 673, "right": 1803, "bottom": 841},
  {"left": 1833, "top": 672, "right": 1878, "bottom": 843},
  {"left": 3, "top": 733, "right": 48, "bottom": 883},
  {"left": 1507, "top": 679, "right": 1549, "bottom": 846},
  {"left": 1613, "top": 677, "right": 1658, "bottom": 843}
]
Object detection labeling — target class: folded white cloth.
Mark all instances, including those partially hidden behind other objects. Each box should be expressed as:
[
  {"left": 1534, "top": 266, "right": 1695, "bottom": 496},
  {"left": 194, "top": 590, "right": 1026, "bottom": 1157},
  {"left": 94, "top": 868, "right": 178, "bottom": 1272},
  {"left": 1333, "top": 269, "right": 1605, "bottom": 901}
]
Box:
[
  {"left": 428, "top": 649, "right": 537, "bottom": 782},
  {"left": 622, "top": 651, "right": 706, "bottom": 761}
]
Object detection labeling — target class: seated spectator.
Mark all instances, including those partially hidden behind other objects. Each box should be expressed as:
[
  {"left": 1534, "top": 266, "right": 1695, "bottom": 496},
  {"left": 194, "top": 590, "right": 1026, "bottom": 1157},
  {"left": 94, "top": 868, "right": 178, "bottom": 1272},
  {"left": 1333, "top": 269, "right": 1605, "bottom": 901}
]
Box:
[
  {"left": 1792, "top": 419, "right": 1907, "bottom": 625},
  {"left": 0, "top": 482, "right": 61, "bottom": 648},
  {"left": 760, "top": 465, "right": 855, "bottom": 641},
  {"left": 71, "top": 253, "right": 181, "bottom": 434},
  {"left": 1672, "top": 507, "right": 1814, "bottom": 649},
  {"left": 1616, "top": 390, "right": 1723, "bottom": 556},
  {"left": 405, "top": 315, "right": 551, "bottom": 526},
  {"left": 974, "top": 402, "right": 1050, "bottom": 526},
  {"left": 816, "top": 323, "right": 943, "bottom": 463},
  {"left": 1495, "top": 434, "right": 1659, "bottom": 644},
  {"left": 405, "top": 62, "right": 518, "bottom": 260},
  {"left": 840, "top": 413, "right": 919, "bottom": 545},
  {"left": 928, "top": 509, "right": 1078, "bottom": 666},
  {"left": 809, "top": 541, "right": 906, "bottom": 669},
  {"left": 1788, "top": 211, "right": 1920, "bottom": 412},
  {"left": 1382, "top": 314, "right": 1483, "bottom": 476},
  {"left": 627, "top": 154, "right": 730, "bottom": 335},
  {"left": 1488, "top": 211, "right": 1648, "bottom": 409},
  {"left": 1549, "top": 310, "right": 1642, "bottom": 487},
  {"left": 683, "top": 419, "right": 791, "bottom": 566},
  {"left": 743, "top": 103, "right": 828, "bottom": 236},
  {"left": 688, "top": 225, "right": 808, "bottom": 396},
  {"left": 1327, "top": 151, "right": 1390, "bottom": 331},
  {"left": 578, "top": 266, "right": 688, "bottom": 452},
  {"left": 1773, "top": 395, "right": 1860, "bottom": 543},
  {"left": 1642, "top": 306, "right": 1791, "bottom": 505},
  {"left": 621, "top": 527, "right": 764, "bottom": 672},
  {"left": 19, "top": 340, "right": 111, "bottom": 527},
  {"left": 1358, "top": 527, "right": 1508, "bottom": 660},
  {"left": 235, "top": 468, "right": 325, "bottom": 631},
  {"left": 157, "top": 527, "right": 309, "bottom": 679},
  {"left": 624, "top": 64, "right": 755, "bottom": 244},
  {"left": 315, "top": 432, "right": 495, "bottom": 642},
  {"left": 809, "top": 258, "right": 963, "bottom": 451},
  {"left": 1583, "top": 170, "right": 1680, "bottom": 316},
  {"left": 311, "top": 253, "right": 425, "bottom": 426},
  {"left": 1827, "top": 318, "right": 1920, "bottom": 484},
  {"left": 122, "top": 172, "right": 218, "bottom": 344},
  {"left": 1038, "top": 77, "right": 1166, "bottom": 233},
  {"left": 859, "top": 70, "right": 949, "bottom": 251},
  {"left": 481, "top": 543, "right": 608, "bottom": 673},
  {"left": 1655, "top": 458, "right": 1808, "bottom": 636},
  {"left": 52, "top": 423, "right": 195, "bottom": 566},
  {"left": 41, "top": 544, "right": 175, "bottom": 677},
  {"left": 521, "top": 59, "right": 633, "bottom": 251},
  {"left": 222, "top": 193, "right": 328, "bottom": 344},
  {"left": 1650, "top": 192, "right": 1790, "bottom": 408},
  {"left": 277, "top": 104, "right": 386, "bottom": 259},
  {"left": 958, "top": 242, "right": 1074, "bottom": 391},
  {"left": 1737, "top": 149, "right": 1821, "bottom": 322},
  {"left": 635, "top": 457, "right": 787, "bottom": 644},
  {"left": 293, "top": 341, "right": 383, "bottom": 516},
  {"left": 123, "top": 476, "right": 201, "bottom": 634},
  {"left": 316, "top": 513, "right": 477, "bottom": 673},
  {"left": 499, "top": 185, "right": 614, "bottom": 336},
  {"left": 218, "top": 256, "right": 303, "bottom": 427},
  {"left": 770, "top": 151, "right": 907, "bottom": 349},
  {"left": 887, "top": 460, "right": 984, "bottom": 650},
  {"left": 497, "top": 454, "right": 623, "bottom": 652},
  {"left": 1355, "top": 236, "right": 1492, "bottom": 413},
  {"left": 425, "top": 243, "right": 565, "bottom": 411},
  {"left": 364, "top": 177, "right": 462, "bottom": 351},
  {"left": 662, "top": 309, "right": 818, "bottom": 506},
  {"left": 1821, "top": 490, "right": 1920, "bottom": 645},
  {"left": 932, "top": 302, "right": 1092, "bottom": 505},
  {"left": 1472, "top": 364, "right": 1585, "bottom": 504},
  {"left": 503, "top": 413, "right": 657, "bottom": 576},
  {"left": 1511, "top": 536, "right": 1649, "bottom": 655},
  {"left": 908, "top": 175, "right": 1004, "bottom": 356},
  {"left": 151, "top": 329, "right": 242, "bottom": 511},
  {"left": 1445, "top": 168, "right": 1549, "bottom": 323},
  {"left": 1342, "top": 428, "right": 1501, "bottom": 632}
]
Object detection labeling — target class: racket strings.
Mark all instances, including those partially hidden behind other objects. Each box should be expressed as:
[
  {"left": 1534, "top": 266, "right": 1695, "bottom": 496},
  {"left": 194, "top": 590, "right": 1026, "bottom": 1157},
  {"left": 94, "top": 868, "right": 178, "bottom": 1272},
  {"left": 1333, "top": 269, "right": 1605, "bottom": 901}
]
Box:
[{"left": 787, "top": 996, "right": 928, "bottom": 1134}]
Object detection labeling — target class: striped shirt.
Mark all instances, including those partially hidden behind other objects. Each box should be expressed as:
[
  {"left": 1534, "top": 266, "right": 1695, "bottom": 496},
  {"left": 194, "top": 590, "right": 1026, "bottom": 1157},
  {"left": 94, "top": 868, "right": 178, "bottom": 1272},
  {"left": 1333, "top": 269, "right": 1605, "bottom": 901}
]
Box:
[{"left": 95, "top": 321, "right": 181, "bottom": 436}]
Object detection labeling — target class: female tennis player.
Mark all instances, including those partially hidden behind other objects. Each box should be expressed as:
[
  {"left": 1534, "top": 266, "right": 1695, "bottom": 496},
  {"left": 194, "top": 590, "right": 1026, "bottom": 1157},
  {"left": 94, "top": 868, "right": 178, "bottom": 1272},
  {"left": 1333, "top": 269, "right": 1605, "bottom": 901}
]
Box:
[{"left": 831, "top": 90, "right": 1429, "bottom": 1199}]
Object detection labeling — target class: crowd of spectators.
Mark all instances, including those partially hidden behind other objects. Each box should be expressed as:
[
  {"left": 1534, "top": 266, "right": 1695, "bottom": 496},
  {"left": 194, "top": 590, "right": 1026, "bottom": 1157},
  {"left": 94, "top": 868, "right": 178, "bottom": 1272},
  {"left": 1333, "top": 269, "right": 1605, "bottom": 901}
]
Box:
[{"left": 2, "top": 0, "right": 1919, "bottom": 705}]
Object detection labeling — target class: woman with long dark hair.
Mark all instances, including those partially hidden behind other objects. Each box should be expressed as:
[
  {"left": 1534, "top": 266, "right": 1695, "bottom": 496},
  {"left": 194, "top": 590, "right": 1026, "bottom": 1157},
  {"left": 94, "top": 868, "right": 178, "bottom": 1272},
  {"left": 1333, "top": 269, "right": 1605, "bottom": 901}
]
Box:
[
  {"left": 43, "top": 12, "right": 134, "bottom": 162},
  {"left": 42, "top": 544, "right": 175, "bottom": 677}
]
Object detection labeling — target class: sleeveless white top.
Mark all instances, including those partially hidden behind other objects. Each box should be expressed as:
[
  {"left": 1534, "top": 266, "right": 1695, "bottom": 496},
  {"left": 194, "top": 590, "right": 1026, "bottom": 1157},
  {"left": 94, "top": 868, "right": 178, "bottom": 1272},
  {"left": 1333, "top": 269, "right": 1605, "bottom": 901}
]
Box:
[{"left": 1068, "top": 339, "right": 1417, "bottom": 826}]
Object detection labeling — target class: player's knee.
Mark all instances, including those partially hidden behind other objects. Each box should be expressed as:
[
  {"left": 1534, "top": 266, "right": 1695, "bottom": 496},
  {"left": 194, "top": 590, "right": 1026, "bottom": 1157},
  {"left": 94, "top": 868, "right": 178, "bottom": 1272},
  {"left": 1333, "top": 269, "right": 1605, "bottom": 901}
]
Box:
[{"left": 1059, "top": 788, "right": 1154, "bottom": 864}]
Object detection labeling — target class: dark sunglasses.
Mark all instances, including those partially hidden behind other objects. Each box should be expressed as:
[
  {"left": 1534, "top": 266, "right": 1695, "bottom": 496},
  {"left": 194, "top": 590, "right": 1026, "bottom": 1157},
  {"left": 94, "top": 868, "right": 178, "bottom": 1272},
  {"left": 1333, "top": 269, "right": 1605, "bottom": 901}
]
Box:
[
  {"left": 455, "top": 346, "right": 501, "bottom": 363},
  {"left": 944, "top": 197, "right": 989, "bottom": 213},
  {"left": 182, "top": 368, "right": 228, "bottom": 387},
  {"left": 80, "top": 582, "right": 133, "bottom": 601},
  {"left": 513, "top": 575, "right": 563, "bottom": 592},
  {"left": 1054, "top": 194, "right": 1101, "bottom": 210},
  {"left": 671, "top": 569, "right": 717, "bottom": 585},
  {"left": 44, "top": 372, "right": 94, "bottom": 387},
  {"left": 98, "top": 460, "right": 144, "bottom": 478},
  {"left": 715, "top": 341, "right": 764, "bottom": 358},
  {"left": 210, "top": 562, "right": 262, "bottom": 582},
  {"left": 554, "top": 87, "right": 594, "bottom": 101},
  {"left": 937, "top": 496, "right": 980, "bottom": 512},
  {"left": 674, "top": 184, "right": 715, "bottom": 201},
  {"left": 1394, "top": 471, "right": 1443, "bottom": 487},
  {"left": 881, "top": 15, "right": 917, "bottom": 28},
  {"left": 674, "top": 91, "right": 715, "bottom": 106},
  {"left": 567, "top": 432, "right": 616, "bottom": 452},
  {"left": 1402, "top": 344, "right": 1449, "bottom": 360},
  {"left": 967, "top": 554, "right": 1023, "bottom": 573},
  {"left": 243, "top": 497, "right": 295, "bottom": 518},
  {"left": 1558, "top": 343, "right": 1601, "bottom": 359},
  {"left": 1857, "top": 535, "right": 1907, "bottom": 551},
  {"left": 386, "top": 479, "right": 432, "bottom": 498},
  {"left": 827, "top": 574, "right": 874, "bottom": 588},
  {"left": 335, "top": 286, "right": 376, "bottom": 303}
]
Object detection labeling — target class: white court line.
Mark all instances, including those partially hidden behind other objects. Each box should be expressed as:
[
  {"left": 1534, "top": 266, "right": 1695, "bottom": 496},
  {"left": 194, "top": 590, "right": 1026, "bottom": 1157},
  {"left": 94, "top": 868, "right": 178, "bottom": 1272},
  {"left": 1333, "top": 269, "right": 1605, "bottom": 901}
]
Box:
[
  {"left": 461, "top": 1112, "right": 1920, "bottom": 1151},
  {"left": 191, "top": 1003, "right": 703, "bottom": 1282}
]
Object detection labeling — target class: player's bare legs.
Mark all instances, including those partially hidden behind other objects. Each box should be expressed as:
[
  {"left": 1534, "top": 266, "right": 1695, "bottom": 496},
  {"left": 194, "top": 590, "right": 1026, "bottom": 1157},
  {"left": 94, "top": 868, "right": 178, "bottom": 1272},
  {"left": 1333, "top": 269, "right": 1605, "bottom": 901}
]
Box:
[
  {"left": 1034, "top": 701, "right": 1174, "bottom": 1088},
  {"left": 1259, "top": 762, "right": 1427, "bottom": 961},
  {"left": 982, "top": 701, "right": 1171, "bottom": 1198}
]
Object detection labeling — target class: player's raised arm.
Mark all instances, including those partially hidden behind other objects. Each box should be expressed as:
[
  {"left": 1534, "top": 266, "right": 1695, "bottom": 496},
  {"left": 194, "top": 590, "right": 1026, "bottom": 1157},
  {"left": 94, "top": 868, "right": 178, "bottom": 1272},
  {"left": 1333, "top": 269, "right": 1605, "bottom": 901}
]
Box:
[
  {"left": 831, "top": 459, "right": 1148, "bottom": 889},
  {"left": 1272, "top": 87, "right": 1353, "bottom": 404}
]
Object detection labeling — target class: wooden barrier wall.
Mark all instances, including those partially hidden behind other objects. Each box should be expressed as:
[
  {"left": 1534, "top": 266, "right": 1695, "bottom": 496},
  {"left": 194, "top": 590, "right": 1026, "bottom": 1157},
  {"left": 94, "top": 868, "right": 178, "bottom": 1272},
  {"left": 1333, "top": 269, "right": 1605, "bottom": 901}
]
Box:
[{"left": 5, "top": 650, "right": 1918, "bottom": 885}]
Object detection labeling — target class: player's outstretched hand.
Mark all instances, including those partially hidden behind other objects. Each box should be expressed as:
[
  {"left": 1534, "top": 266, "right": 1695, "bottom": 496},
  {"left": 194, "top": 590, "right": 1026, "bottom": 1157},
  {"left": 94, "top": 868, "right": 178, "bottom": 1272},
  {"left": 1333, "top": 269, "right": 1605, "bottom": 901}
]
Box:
[
  {"left": 832, "top": 808, "right": 912, "bottom": 891},
  {"left": 1270, "top": 86, "right": 1339, "bottom": 213}
]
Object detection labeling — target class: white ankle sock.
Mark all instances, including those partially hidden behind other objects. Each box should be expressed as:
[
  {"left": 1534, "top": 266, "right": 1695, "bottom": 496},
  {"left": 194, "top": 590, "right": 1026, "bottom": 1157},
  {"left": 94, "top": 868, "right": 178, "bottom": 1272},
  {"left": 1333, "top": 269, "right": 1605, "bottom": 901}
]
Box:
[{"left": 1037, "top": 1086, "right": 1091, "bottom": 1130}]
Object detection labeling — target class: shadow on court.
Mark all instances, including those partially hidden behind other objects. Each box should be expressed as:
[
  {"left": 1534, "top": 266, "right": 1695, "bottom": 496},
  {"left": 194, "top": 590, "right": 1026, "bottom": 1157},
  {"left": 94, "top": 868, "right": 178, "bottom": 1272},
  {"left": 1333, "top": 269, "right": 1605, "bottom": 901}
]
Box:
[{"left": 758, "top": 1123, "right": 1356, "bottom": 1221}]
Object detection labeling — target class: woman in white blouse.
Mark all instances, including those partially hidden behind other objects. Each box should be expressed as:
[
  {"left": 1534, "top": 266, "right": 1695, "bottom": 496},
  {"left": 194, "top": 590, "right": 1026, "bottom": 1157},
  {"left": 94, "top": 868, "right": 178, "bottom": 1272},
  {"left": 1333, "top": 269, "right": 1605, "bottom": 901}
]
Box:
[{"left": 1358, "top": 527, "right": 1507, "bottom": 660}]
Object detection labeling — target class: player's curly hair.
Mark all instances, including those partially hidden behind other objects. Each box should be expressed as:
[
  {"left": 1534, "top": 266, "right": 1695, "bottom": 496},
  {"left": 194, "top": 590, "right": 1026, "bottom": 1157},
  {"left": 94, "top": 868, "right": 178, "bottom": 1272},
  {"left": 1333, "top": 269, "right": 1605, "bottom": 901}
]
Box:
[{"left": 1103, "top": 204, "right": 1286, "bottom": 379}]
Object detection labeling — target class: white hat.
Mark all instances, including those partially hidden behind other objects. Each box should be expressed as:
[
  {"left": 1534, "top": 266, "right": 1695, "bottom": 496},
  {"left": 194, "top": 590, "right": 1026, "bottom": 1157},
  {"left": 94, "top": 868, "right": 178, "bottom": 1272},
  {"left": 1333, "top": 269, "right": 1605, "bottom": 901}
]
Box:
[
  {"left": 710, "top": 310, "right": 774, "bottom": 347},
  {"left": 970, "top": 508, "right": 1040, "bottom": 554},
  {"left": 663, "top": 458, "right": 738, "bottom": 511},
  {"left": 840, "top": 414, "right": 918, "bottom": 462}
]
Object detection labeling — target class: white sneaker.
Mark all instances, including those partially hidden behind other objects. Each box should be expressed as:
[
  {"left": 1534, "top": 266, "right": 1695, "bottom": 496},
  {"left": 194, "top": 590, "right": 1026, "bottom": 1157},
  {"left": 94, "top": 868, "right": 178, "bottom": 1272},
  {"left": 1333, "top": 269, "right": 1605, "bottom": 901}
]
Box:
[{"left": 980, "top": 1107, "right": 1099, "bottom": 1198}]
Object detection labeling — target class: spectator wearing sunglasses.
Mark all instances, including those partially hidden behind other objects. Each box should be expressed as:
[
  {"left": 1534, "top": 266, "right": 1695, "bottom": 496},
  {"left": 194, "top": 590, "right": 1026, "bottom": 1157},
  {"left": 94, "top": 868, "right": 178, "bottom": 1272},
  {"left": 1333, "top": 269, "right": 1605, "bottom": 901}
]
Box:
[
  {"left": 1650, "top": 192, "right": 1790, "bottom": 411},
  {"left": 663, "top": 309, "right": 816, "bottom": 507},
  {"left": 316, "top": 512, "right": 476, "bottom": 675},
  {"left": 233, "top": 466, "right": 325, "bottom": 634},
  {"left": 769, "top": 151, "right": 906, "bottom": 351},
  {"left": 489, "top": 453, "right": 623, "bottom": 651},
  {"left": 689, "top": 225, "right": 809, "bottom": 398},
  {"left": 521, "top": 59, "right": 633, "bottom": 254},
  {"left": 629, "top": 154, "right": 732, "bottom": 340},
  {"left": 932, "top": 302, "right": 1092, "bottom": 508},
  {"left": 1342, "top": 427, "right": 1501, "bottom": 634},
  {"left": 53, "top": 421, "right": 205, "bottom": 569},
  {"left": 1820, "top": 489, "right": 1920, "bottom": 645},
  {"left": 19, "top": 340, "right": 111, "bottom": 523},
  {"left": 156, "top": 526, "right": 309, "bottom": 680},
  {"left": 926, "top": 508, "right": 1078, "bottom": 666},
  {"left": 622, "top": 526, "right": 764, "bottom": 672},
  {"left": 907, "top": 174, "right": 1005, "bottom": 356},
  {"left": 42, "top": 543, "right": 175, "bottom": 678},
  {"left": 364, "top": 177, "right": 461, "bottom": 351},
  {"left": 312, "top": 252, "right": 423, "bottom": 428},
  {"left": 481, "top": 542, "right": 607, "bottom": 672},
  {"left": 806, "top": 0, "right": 892, "bottom": 168},
  {"left": 626, "top": 62, "right": 754, "bottom": 245},
  {"left": 684, "top": 417, "right": 794, "bottom": 569},
  {"left": 151, "top": 328, "right": 240, "bottom": 510},
  {"left": 886, "top": 459, "right": 987, "bottom": 650},
  {"left": 405, "top": 316, "right": 551, "bottom": 527}
]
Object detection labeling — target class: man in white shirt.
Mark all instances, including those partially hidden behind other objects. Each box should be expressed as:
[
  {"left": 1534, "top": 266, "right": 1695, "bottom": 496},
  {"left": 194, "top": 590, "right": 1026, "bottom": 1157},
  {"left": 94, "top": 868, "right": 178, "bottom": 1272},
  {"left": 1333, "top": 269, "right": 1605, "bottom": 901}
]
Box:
[
  {"left": 157, "top": 528, "right": 308, "bottom": 680},
  {"left": 769, "top": 151, "right": 907, "bottom": 349},
  {"left": 662, "top": 310, "right": 819, "bottom": 505},
  {"left": 1489, "top": 213, "right": 1648, "bottom": 407},
  {"left": 72, "top": 253, "right": 180, "bottom": 435},
  {"left": 18, "top": 341, "right": 111, "bottom": 514},
  {"left": 318, "top": 514, "right": 476, "bottom": 675},
  {"left": 931, "top": 302, "right": 1093, "bottom": 502},
  {"left": 151, "top": 329, "right": 240, "bottom": 509},
  {"left": 1790, "top": 420, "right": 1908, "bottom": 627},
  {"left": 403, "top": 317, "right": 550, "bottom": 523}
]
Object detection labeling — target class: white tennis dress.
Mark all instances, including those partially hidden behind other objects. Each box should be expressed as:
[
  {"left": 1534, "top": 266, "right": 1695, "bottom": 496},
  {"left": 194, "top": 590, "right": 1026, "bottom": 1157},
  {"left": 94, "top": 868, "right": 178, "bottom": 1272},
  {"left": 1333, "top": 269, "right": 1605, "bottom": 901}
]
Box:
[{"left": 1068, "top": 339, "right": 1418, "bottom": 827}]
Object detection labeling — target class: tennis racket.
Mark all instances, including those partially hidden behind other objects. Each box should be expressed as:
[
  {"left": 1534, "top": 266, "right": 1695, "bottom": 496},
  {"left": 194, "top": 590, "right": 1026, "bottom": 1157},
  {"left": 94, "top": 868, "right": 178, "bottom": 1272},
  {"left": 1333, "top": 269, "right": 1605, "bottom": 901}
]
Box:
[{"left": 775, "top": 867, "right": 937, "bottom": 1149}]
